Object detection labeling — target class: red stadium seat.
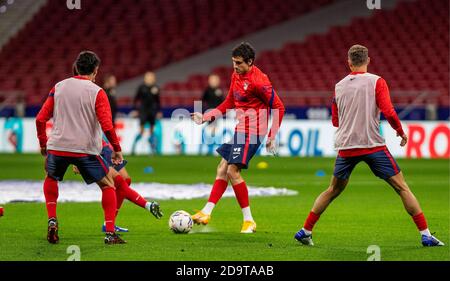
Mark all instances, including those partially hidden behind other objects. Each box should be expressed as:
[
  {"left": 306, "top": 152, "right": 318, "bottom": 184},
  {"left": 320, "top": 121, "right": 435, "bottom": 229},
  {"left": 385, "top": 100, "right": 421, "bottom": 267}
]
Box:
[
  {"left": 162, "top": 0, "right": 448, "bottom": 107},
  {"left": 0, "top": 0, "right": 335, "bottom": 106},
  {"left": 1, "top": 0, "right": 448, "bottom": 108}
]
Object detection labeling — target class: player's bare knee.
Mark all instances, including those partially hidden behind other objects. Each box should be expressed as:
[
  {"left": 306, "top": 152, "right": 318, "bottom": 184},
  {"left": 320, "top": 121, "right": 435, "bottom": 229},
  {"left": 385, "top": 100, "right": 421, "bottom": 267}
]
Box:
[
  {"left": 397, "top": 179, "right": 410, "bottom": 191},
  {"left": 118, "top": 168, "right": 130, "bottom": 180},
  {"left": 329, "top": 181, "right": 346, "bottom": 195},
  {"left": 97, "top": 177, "right": 115, "bottom": 189},
  {"left": 226, "top": 166, "right": 240, "bottom": 181},
  {"left": 328, "top": 186, "right": 344, "bottom": 197},
  {"left": 226, "top": 170, "right": 236, "bottom": 180},
  {"left": 100, "top": 172, "right": 116, "bottom": 187},
  {"left": 387, "top": 175, "right": 409, "bottom": 193},
  {"left": 109, "top": 167, "right": 119, "bottom": 178}
]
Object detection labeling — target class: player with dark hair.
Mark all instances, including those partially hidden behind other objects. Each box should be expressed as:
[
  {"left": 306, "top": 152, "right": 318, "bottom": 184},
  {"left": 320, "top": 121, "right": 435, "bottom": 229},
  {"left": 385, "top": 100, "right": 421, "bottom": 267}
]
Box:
[
  {"left": 36, "top": 51, "right": 126, "bottom": 244},
  {"left": 71, "top": 63, "right": 163, "bottom": 233},
  {"left": 191, "top": 42, "right": 285, "bottom": 233},
  {"left": 294, "top": 45, "right": 444, "bottom": 247}
]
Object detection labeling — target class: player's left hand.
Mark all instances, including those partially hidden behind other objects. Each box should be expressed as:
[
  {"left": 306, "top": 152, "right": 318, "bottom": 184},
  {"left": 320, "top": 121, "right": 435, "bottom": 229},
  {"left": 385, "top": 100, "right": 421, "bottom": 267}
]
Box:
[
  {"left": 190, "top": 112, "right": 204, "bottom": 125},
  {"left": 397, "top": 132, "right": 408, "bottom": 147},
  {"left": 112, "top": 151, "right": 123, "bottom": 165},
  {"left": 40, "top": 146, "right": 47, "bottom": 156},
  {"left": 266, "top": 138, "right": 278, "bottom": 156}
]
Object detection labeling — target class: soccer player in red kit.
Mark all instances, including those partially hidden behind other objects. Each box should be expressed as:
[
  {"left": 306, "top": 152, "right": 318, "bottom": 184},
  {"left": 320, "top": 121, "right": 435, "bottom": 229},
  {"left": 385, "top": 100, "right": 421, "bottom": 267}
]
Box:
[
  {"left": 191, "top": 42, "right": 285, "bottom": 233},
  {"left": 295, "top": 45, "right": 444, "bottom": 247},
  {"left": 36, "top": 51, "right": 126, "bottom": 244}
]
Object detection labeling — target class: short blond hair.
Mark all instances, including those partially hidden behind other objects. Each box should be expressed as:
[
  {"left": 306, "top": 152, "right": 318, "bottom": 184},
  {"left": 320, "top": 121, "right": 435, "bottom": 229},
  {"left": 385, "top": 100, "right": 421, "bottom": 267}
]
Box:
[{"left": 348, "top": 45, "right": 368, "bottom": 67}]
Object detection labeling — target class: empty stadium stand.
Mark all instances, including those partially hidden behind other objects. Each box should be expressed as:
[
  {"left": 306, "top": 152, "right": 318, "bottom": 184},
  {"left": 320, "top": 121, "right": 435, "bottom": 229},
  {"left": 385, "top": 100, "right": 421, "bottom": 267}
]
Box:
[
  {"left": 0, "top": 0, "right": 334, "bottom": 107},
  {"left": 162, "top": 0, "right": 449, "bottom": 108}
]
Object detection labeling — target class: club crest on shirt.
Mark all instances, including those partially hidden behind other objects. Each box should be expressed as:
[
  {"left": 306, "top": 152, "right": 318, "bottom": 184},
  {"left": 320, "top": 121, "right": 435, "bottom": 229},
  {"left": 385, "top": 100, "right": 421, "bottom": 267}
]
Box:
[
  {"left": 261, "top": 85, "right": 271, "bottom": 92},
  {"left": 233, "top": 90, "right": 248, "bottom": 102}
]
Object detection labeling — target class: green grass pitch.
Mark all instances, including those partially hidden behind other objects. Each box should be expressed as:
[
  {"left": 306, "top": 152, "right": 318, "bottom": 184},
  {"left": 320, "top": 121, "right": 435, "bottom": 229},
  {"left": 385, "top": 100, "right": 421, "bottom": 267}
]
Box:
[{"left": 0, "top": 153, "right": 448, "bottom": 261}]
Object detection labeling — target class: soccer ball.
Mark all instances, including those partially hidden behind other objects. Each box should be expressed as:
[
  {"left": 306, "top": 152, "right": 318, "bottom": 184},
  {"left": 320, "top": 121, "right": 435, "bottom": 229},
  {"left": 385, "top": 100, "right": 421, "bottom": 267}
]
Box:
[{"left": 169, "top": 210, "right": 193, "bottom": 234}]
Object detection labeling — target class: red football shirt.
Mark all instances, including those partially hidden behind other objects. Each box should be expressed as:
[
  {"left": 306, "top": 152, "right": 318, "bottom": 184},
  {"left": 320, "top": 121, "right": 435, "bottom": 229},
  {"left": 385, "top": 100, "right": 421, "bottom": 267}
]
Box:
[{"left": 203, "top": 66, "right": 285, "bottom": 139}]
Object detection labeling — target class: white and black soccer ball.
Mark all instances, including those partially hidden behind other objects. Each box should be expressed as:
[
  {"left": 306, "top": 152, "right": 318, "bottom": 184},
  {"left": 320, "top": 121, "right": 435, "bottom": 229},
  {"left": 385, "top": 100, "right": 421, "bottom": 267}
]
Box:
[{"left": 169, "top": 210, "right": 193, "bottom": 234}]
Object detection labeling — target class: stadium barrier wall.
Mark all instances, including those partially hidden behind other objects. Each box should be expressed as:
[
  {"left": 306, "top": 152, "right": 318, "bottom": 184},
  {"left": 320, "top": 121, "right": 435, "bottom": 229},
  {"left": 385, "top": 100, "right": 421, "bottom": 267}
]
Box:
[{"left": 0, "top": 118, "right": 448, "bottom": 158}]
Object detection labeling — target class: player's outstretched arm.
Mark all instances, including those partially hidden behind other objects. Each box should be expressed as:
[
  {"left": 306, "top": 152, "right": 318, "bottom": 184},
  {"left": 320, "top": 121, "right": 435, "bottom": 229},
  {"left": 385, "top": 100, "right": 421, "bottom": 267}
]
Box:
[{"left": 200, "top": 87, "right": 235, "bottom": 123}]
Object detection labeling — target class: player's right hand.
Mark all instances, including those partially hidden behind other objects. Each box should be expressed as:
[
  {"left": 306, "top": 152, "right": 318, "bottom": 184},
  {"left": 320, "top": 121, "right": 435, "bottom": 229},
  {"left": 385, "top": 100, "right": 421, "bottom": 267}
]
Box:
[
  {"left": 112, "top": 151, "right": 123, "bottom": 165},
  {"left": 397, "top": 132, "right": 408, "bottom": 147},
  {"left": 190, "top": 112, "right": 204, "bottom": 125},
  {"left": 40, "top": 147, "right": 47, "bottom": 156},
  {"left": 266, "top": 138, "right": 278, "bottom": 156}
]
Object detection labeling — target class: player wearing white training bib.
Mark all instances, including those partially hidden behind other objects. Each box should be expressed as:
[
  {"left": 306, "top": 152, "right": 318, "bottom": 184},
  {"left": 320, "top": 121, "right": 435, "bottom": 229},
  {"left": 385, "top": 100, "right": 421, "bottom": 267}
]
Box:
[
  {"left": 36, "top": 51, "right": 125, "bottom": 244},
  {"left": 294, "top": 45, "right": 444, "bottom": 247}
]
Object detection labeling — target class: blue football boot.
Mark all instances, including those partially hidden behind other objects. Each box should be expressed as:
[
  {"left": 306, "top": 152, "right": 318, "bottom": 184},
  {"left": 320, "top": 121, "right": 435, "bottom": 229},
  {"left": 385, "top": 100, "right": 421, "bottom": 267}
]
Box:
[
  {"left": 294, "top": 228, "right": 314, "bottom": 246},
  {"left": 422, "top": 234, "right": 444, "bottom": 247},
  {"left": 102, "top": 223, "right": 129, "bottom": 233}
]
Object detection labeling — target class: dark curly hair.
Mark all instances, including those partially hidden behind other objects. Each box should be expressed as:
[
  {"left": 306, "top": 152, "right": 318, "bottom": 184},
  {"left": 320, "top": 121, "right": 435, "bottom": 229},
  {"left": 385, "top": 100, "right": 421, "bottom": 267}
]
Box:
[
  {"left": 75, "top": 51, "right": 101, "bottom": 75},
  {"left": 232, "top": 42, "right": 256, "bottom": 65}
]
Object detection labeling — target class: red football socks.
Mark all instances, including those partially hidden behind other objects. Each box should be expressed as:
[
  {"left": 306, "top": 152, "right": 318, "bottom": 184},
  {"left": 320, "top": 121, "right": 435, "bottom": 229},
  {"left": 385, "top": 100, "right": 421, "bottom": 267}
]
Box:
[
  {"left": 207, "top": 179, "right": 228, "bottom": 204},
  {"left": 101, "top": 187, "right": 117, "bottom": 233},
  {"left": 114, "top": 175, "right": 147, "bottom": 209},
  {"left": 303, "top": 211, "right": 320, "bottom": 231},
  {"left": 412, "top": 212, "right": 428, "bottom": 231},
  {"left": 232, "top": 181, "right": 249, "bottom": 208},
  {"left": 114, "top": 176, "right": 126, "bottom": 215},
  {"left": 43, "top": 176, "right": 58, "bottom": 219}
]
